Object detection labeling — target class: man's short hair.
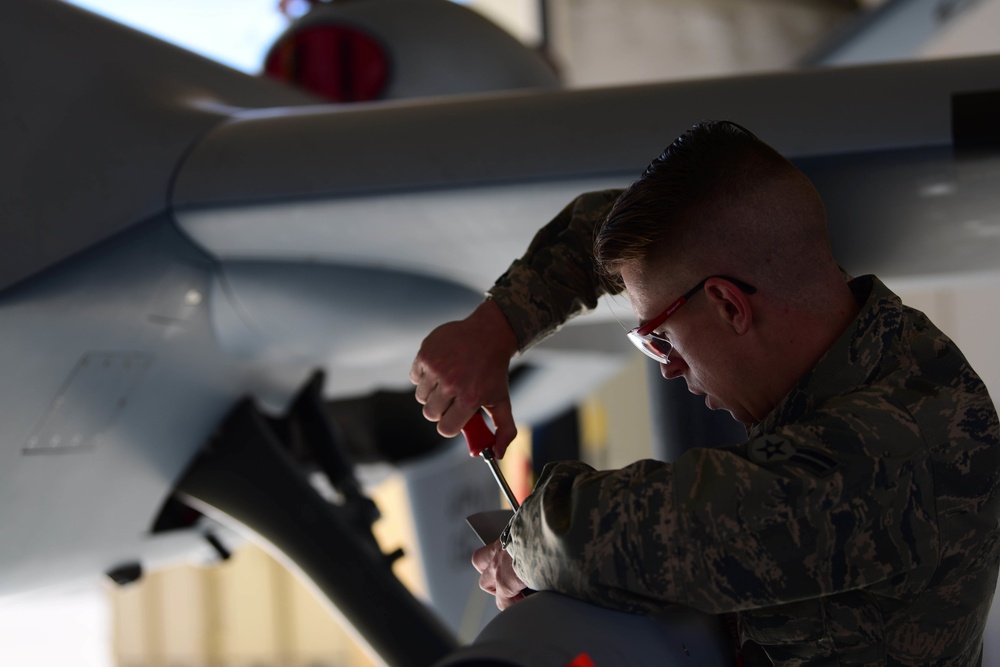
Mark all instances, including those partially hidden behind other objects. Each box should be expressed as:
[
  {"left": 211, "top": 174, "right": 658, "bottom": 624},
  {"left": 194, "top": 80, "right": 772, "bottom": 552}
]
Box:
[{"left": 594, "top": 120, "right": 812, "bottom": 274}]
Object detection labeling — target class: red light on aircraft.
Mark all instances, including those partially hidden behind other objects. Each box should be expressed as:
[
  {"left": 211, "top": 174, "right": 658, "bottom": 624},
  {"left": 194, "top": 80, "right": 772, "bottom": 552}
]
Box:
[{"left": 264, "top": 24, "right": 389, "bottom": 102}]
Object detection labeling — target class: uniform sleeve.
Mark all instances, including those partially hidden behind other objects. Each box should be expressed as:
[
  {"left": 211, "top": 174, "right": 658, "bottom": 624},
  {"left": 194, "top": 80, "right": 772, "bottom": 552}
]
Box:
[
  {"left": 487, "top": 189, "right": 625, "bottom": 351},
  {"left": 505, "top": 396, "right": 939, "bottom": 615}
]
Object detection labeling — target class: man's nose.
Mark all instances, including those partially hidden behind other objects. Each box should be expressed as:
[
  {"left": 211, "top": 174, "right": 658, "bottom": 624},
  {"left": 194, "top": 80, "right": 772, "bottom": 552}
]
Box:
[{"left": 659, "top": 352, "right": 686, "bottom": 380}]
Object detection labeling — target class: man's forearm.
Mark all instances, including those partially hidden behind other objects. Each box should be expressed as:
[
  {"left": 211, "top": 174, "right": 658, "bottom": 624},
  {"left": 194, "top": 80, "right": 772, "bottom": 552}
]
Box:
[
  {"left": 506, "top": 458, "right": 684, "bottom": 616},
  {"left": 488, "top": 190, "right": 624, "bottom": 350}
]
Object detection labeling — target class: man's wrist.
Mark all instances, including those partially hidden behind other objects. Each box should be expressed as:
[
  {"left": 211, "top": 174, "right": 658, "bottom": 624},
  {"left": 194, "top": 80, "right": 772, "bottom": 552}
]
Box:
[{"left": 474, "top": 298, "right": 520, "bottom": 358}]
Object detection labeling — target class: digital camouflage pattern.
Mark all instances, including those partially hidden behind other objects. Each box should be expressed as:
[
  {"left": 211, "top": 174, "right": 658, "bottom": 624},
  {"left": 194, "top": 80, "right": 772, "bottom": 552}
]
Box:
[
  {"left": 488, "top": 189, "right": 623, "bottom": 350},
  {"left": 489, "top": 192, "right": 1000, "bottom": 666}
]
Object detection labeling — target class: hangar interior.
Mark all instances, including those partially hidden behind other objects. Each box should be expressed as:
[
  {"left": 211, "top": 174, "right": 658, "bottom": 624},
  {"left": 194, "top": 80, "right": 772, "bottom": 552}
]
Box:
[{"left": 3, "top": 1, "right": 1000, "bottom": 666}]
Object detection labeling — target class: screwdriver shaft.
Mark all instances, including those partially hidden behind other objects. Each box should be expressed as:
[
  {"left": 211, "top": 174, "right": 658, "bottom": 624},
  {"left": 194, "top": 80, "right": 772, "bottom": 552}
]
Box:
[{"left": 481, "top": 449, "right": 520, "bottom": 511}]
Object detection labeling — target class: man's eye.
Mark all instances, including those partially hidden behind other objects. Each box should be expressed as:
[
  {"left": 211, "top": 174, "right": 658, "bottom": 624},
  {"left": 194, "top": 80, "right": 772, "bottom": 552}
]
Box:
[{"left": 648, "top": 335, "right": 672, "bottom": 356}]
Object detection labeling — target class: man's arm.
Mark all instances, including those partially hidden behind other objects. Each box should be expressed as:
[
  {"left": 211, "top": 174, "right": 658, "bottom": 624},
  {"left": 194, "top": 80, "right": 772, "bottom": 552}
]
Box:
[
  {"left": 504, "top": 407, "right": 938, "bottom": 615},
  {"left": 487, "top": 189, "right": 625, "bottom": 350},
  {"left": 410, "top": 189, "right": 623, "bottom": 455}
]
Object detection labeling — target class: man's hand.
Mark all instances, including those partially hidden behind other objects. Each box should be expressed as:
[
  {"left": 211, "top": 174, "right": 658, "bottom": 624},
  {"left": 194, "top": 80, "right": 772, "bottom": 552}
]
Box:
[
  {"left": 472, "top": 540, "right": 528, "bottom": 610},
  {"left": 409, "top": 299, "right": 520, "bottom": 457}
]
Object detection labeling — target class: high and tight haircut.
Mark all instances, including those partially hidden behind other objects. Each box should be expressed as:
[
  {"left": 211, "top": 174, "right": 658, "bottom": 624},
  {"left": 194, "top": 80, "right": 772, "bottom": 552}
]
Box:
[{"left": 594, "top": 120, "right": 826, "bottom": 282}]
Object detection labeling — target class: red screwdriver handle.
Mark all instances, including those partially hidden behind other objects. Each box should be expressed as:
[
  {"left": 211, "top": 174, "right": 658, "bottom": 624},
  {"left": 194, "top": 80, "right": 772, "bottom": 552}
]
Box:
[{"left": 462, "top": 412, "right": 496, "bottom": 457}]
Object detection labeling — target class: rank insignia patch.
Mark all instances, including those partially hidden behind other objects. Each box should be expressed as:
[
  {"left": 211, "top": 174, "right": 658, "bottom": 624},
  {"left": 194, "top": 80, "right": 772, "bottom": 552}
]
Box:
[
  {"left": 749, "top": 435, "right": 838, "bottom": 476},
  {"left": 750, "top": 435, "right": 795, "bottom": 462}
]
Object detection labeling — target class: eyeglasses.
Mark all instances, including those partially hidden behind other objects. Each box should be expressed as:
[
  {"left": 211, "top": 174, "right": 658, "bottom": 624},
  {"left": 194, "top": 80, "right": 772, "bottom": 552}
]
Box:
[{"left": 627, "top": 275, "right": 757, "bottom": 363}]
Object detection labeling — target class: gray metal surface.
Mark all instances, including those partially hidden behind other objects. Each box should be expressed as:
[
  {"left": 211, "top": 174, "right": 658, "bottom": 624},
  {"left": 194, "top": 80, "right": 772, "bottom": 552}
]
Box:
[
  {"left": 0, "top": 0, "right": 605, "bottom": 614},
  {"left": 174, "top": 55, "right": 1000, "bottom": 290},
  {"left": 209, "top": 259, "right": 484, "bottom": 398},
  {"left": 0, "top": 216, "right": 246, "bottom": 594},
  {"left": 0, "top": 0, "right": 317, "bottom": 292},
  {"left": 435, "top": 591, "right": 731, "bottom": 667},
  {"left": 173, "top": 54, "right": 1000, "bottom": 207}
]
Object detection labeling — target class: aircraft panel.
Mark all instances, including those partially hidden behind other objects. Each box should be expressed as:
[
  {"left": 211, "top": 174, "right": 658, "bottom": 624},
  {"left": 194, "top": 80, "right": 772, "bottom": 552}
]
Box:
[
  {"left": 0, "top": 217, "right": 247, "bottom": 595},
  {"left": 172, "top": 53, "right": 1000, "bottom": 210},
  {"left": 0, "top": 0, "right": 316, "bottom": 292}
]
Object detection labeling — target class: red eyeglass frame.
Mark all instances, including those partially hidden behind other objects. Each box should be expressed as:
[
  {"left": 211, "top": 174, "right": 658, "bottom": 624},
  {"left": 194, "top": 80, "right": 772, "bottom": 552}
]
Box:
[{"left": 627, "top": 275, "right": 757, "bottom": 362}]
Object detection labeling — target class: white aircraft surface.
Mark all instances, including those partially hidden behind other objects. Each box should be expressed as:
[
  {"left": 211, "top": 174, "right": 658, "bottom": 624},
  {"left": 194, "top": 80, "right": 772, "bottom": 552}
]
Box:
[{"left": 3, "top": 1, "right": 1000, "bottom": 665}]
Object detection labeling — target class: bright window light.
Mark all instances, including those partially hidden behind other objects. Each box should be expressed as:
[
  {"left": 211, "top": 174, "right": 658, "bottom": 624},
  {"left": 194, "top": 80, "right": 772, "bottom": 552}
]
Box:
[
  {"left": 65, "top": 0, "right": 291, "bottom": 73},
  {"left": 64, "top": 0, "right": 541, "bottom": 73}
]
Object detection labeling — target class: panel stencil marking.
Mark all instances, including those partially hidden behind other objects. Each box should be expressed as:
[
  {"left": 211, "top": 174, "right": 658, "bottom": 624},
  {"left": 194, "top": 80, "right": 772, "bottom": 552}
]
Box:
[{"left": 23, "top": 353, "right": 152, "bottom": 454}]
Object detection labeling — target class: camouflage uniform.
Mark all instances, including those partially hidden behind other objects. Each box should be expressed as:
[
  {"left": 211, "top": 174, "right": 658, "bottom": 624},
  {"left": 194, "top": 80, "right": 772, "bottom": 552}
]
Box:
[{"left": 488, "top": 191, "right": 1000, "bottom": 666}]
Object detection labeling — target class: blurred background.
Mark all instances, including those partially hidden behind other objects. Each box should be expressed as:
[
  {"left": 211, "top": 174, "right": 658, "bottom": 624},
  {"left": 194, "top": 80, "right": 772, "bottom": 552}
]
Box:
[{"left": 7, "top": 0, "right": 1000, "bottom": 665}]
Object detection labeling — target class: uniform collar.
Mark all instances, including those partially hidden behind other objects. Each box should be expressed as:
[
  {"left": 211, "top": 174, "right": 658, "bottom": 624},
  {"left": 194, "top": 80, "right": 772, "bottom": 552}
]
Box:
[{"left": 750, "top": 275, "right": 904, "bottom": 437}]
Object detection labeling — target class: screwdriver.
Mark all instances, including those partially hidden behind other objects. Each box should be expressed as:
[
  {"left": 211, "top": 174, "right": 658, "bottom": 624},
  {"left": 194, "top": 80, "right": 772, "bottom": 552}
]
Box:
[
  {"left": 463, "top": 413, "right": 533, "bottom": 600},
  {"left": 462, "top": 412, "right": 520, "bottom": 511}
]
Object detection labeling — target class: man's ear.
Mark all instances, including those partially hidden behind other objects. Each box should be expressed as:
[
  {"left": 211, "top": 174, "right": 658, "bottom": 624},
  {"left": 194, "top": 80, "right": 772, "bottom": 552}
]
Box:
[{"left": 704, "top": 277, "right": 752, "bottom": 335}]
